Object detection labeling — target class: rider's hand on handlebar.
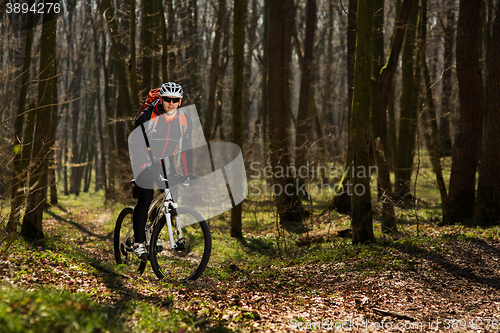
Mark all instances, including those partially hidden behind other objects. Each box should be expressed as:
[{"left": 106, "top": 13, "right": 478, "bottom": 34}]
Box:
[{"left": 185, "top": 174, "right": 199, "bottom": 185}]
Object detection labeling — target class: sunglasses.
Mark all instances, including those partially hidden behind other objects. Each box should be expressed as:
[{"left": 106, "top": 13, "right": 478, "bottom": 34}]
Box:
[{"left": 162, "top": 97, "right": 181, "bottom": 103}]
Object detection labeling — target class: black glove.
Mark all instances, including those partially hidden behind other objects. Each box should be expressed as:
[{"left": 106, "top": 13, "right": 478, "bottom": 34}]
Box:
[{"left": 185, "top": 174, "right": 199, "bottom": 185}]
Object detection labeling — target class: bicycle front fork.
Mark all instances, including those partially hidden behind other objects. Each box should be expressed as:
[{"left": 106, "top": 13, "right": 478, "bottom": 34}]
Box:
[{"left": 164, "top": 202, "right": 184, "bottom": 249}]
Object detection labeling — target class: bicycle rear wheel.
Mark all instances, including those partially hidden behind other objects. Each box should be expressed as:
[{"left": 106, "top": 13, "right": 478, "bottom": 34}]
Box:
[
  {"left": 114, "top": 207, "right": 147, "bottom": 274},
  {"left": 149, "top": 207, "right": 212, "bottom": 281}
]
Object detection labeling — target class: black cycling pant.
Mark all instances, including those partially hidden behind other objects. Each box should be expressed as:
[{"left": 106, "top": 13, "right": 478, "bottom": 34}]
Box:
[{"left": 133, "top": 183, "right": 178, "bottom": 244}]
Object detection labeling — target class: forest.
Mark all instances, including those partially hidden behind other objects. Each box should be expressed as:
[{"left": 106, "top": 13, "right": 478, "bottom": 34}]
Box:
[{"left": 1, "top": 0, "right": 500, "bottom": 331}]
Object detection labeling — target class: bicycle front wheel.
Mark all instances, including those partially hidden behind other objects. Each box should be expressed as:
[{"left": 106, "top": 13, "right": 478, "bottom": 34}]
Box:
[{"left": 149, "top": 207, "right": 212, "bottom": 281}]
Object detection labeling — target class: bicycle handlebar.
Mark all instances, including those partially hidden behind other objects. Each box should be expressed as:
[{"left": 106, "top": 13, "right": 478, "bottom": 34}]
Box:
[{"left": 132, "top": 174, "right": 195, "bottom": 186}]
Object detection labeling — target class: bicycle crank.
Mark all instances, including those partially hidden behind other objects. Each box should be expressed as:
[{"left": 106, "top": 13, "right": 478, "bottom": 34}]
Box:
[{"left": 121, "top": 238, "right": 133, "bottom": 256}]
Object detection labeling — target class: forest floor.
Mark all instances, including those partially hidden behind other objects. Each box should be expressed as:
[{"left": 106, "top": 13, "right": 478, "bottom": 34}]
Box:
[{"left": 1, "top": 169, "right": 500, "bottom": 332}]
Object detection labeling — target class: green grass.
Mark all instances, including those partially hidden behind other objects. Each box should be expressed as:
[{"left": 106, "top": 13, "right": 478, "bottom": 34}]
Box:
[
  {"left": 0, "top": 286, "right": 120, "bottom": 333},
  {"left": 0, "top": 285, "right": 212, "bottom": 333}
]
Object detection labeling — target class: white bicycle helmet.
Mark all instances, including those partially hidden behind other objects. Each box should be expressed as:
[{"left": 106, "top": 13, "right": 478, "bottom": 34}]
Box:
[{"left": 160, "top": 82, "right": 183, "bottom": 98}]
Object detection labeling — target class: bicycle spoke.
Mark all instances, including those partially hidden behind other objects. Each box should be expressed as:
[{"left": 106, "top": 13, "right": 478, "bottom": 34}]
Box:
[{"left": 150, "top": 207, "right": 211, "bottom": 281}]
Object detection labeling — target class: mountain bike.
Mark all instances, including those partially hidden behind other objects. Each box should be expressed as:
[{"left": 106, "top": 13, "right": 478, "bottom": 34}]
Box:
[{"left": 113, "top": 159, "right": 212, "bottom": 281}]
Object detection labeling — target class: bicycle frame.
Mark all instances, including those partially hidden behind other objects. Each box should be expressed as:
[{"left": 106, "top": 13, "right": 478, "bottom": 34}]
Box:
[
  {"left": 123, "top": 163, "right": 186, "bottom": 256},
  {"left": 122, "top": 195, "right": 182, "bottom": 255},
  {"left": 145, "top": 157, "right": 185, "bottom": 252},
  {"left": 158, "top": 174, "right": 184, "bottom": 250}
]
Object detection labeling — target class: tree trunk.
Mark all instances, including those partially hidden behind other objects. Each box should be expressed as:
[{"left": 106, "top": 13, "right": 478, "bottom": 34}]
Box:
[
  {"left": 212, "top": 66, "right": 227, "bottom": 141},
  {"left": 370, "top": 0, "right": 396, "bottom": 232},
  {"left": 439, "top": 0, "right": 455, "bottom": 157},
  {"left": 63, "top": 111, "right": 69, "bottom": 196},
  {"left": 447, "top": 0, "right": 484, "bottom": 224},
  {"left": 268, "top": 0, "right": 306, "bottom": 230},
  {"left": 67, "top": 7, "right": 84, "bottom": 195},
  {"left": 321, "top": 0, "right": 335, "bottom": 156},
  {"left": 347, "top": 0, "right": 358, "bottom": 137},
  {"left": 83, "top": 130, "right": 95, "bottom": 193},
  {"left": 231, "top": 0, "right": 246, "bottom": 238},
  {"left": 129, "top": 0, "right": 140, "bottom": 108},
  {"left": 69, "top": 65, "right": 82, "bottom": 195},
  {"left": 187, "top": 0, "right": 199, "bottom": 105},
  {"left": 8, "top": 9, "right": 34, "bottom": 233},
  {"left": 94, "top": 133, "right": 101, "bottom": 191},
  {"left": 22, "top": 10, "right": 57, "bottom": 241},
  {"left": 141, "top": 0, "right": 153, "bottom": 94},
  {"left": 151, "top": 0, "right": 161, "bottom": 89},
  {"left": 370, "top": 0, "right": 385, "bottom": 152},
  {"left": 167, "top": 0, "right": 178, "bottom": 81},
  {"left": 329, "top": 0, "right": 358, "bottom": 215},
  {"left": 94, "top": 33, "right": 108, "bottom": 193},
  {"left": 473, "top": 0, "right": 500, "bottom": 226},
  {"left": 159, "top": 0, "right": 169, "bottom": 83},
  {"left": 309, "top": 86, "right": 325, "bottom": 159},
  {"left": 394, "top": 0, "right": 419, "bottom": 202},
  {"left": 100, "top": 27, "right": 117, "bottom": 196},
  {"left": 115, "top": 100, "right": 134, "bottom": 191},
  {"left": 212, "top": 21, "right": 230, "bottom": 141},
  {"left": 204, "top": 0, "right": 225, "bottom": 141},
  {"left": 418, "top": 0, "right": 449, "bottom": 221},
  {"left": 386, "top": 82, "right": 397, "bottom": 170},
  {"left": 384, "top": 0, "right": 401, "bottom": 172},
  {"left": 351, "top": 0, "right": 374, "bottom": 244},
  {"left": 49, "top": 58, "right": 60, "bottom": 205},
  {"left": 261, "top": 0, "right": 270, "bottom": 160},
  {"left": 20, "top": 101, "right": 37, "bottom": 176},
  {"left": 242, "top": 0, "right": 258, "bottom": 145},
  {"left": 284, "top": 0, "right": 295, "bottom": 150},
  {"left": 295, "top": 0, "right": 317, "bottom": 174},
  {"left": 73, "top": 108, "right": 89, "bottom": 196},
  {"left": 378, "top": 0, "right": 415, "bottom": 131},
  {"left": 77, "top": 83, "right": 96, "bottom": 193}
]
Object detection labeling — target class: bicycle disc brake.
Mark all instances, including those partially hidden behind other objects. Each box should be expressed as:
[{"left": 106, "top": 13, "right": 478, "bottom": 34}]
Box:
[{"left": 174, "top": 238, "right": 191, "bottom": 257}]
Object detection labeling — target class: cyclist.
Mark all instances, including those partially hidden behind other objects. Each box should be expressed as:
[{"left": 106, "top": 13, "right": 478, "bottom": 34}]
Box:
[{"left": 132, "top": 82, "right": 194, "bottom": 261}]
